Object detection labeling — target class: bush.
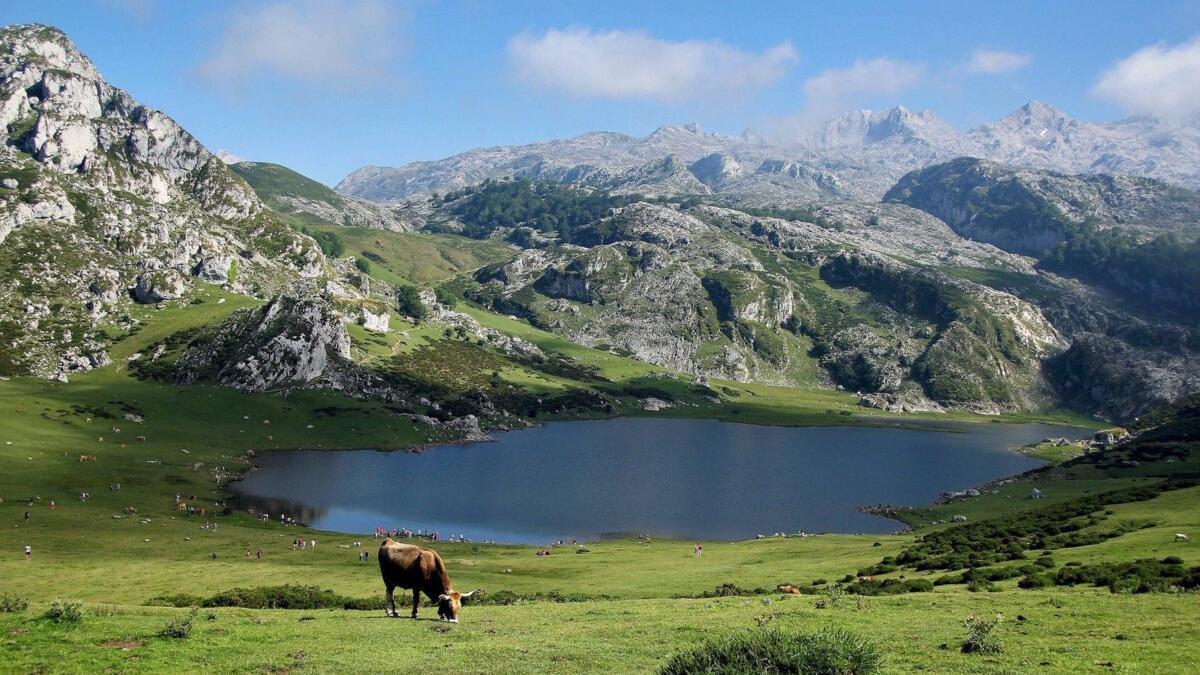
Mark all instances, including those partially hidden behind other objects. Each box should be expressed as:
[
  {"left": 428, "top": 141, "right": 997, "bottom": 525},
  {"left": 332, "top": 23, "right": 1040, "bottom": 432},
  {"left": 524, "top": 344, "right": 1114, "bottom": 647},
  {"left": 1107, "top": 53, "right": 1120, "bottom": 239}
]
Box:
[
  {"left": 0, "top": 593, "right": 29, "bottom": 613},
  {"left": 695, "top": 583, "right": 768, "bottom": 598},
  {"left": 660, "top": 629, "right": 882, "bottom": 675},
  {"left": 1053, "top": 558, "right": 1199, "bottom": 593},
  {"left": 1018, "top": 573, "right": 1054, "bottom": 589},
  {"left": 45, "top": 599, "right": 84, "bottom": 624},
  {"left": 434, "top": 285, "right": 459, "bottom": 308},
  {"left": 161, "top": 609, "right": 196, "bottom": 639},
  {"left": 961, "top": 614, "right": 1003, "bottom": 654},
  {"left": 395, "top": 285, "right": 428, "bottom": 322},
  {"left": 814, "top": 585, "right": 846, "bottom": 609},
  {"left": 148, "top": 593, "right": 203, "bottom": 607}
]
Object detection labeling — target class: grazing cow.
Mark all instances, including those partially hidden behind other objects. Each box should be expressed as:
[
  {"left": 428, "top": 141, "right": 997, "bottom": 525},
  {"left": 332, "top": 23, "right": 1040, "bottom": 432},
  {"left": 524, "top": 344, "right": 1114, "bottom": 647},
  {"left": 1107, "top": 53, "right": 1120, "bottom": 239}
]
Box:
[
  {"left": 1176, "top": 534, "right": 1190, "bottom": 542},
  {"left": 79, "top": 454, "right": 96, "bottom": 463},
  {"left": 378, "top": 538, "right": 475, "bottom": 622}
]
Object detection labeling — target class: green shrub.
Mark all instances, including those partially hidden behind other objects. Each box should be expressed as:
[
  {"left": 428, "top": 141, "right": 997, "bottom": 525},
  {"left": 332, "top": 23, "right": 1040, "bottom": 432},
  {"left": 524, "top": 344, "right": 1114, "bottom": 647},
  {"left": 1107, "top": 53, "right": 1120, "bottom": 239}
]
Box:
[
  {"left": 148, "top": 593, "right": 203, "bottom": 607},
  {"left": 814, "top": 585, "right": 846, "bottom": 609},
  {"left": 694, "top": 583, "right": 768, "bottom": 598},
  {"left": 1018, "top": 573, "right": 1054, "bottom": 589},
  {"left": 1053, "top": 557, "right": 1199, "bottom": 593},
  {"left": 660, "top": 628, "right": 882, "bottom": 675},
  {"left": 395, "top": 285, "right": 428, "bottom": 322},
  {"left": 45, "top": 599, "right": 84, "bottom": 624},
  {"left": 0, "top": 593, "right": 29, "bottom": 613},
  {"left": 161, "top": 609, "right": 197, "bottom": 638},
  {"left": 961, "top": 614, "right": 1003, "bottom": 654}
]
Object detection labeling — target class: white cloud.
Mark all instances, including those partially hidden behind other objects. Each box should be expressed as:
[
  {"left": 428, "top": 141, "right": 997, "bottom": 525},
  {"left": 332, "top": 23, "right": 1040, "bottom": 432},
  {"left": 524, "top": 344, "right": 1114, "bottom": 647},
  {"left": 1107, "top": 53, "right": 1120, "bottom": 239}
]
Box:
[
  {"left": 965, "top": 49, "right": 1031, "bottom": 75},
  {"left": 507, "top": 28, "right": 797, "bottom": 101},
  {"left": 1093, "top": 36, "right": 1200, "bottom": 120},
  {"left": 197, "top": 0, "right": 398, "bottom": 91},
  {"left": 801, "top": 58, "right": 924, "bottom": 121},
  {"left": 752, "top": 57, "right": 924, "bottom": 142}
]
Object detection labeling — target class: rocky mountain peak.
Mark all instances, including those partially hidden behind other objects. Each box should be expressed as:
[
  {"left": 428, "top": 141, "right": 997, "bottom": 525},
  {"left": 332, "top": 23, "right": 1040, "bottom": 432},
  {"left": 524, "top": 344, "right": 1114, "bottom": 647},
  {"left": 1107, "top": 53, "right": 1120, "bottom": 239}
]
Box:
[
  {"left": 988, "top": 100, "right": 1077, "bottom": 136},
  {"left": 650, "top": 122, "right": 707, "bottom": 138},
  {"left": 0, "top": 24, "right": 100, "bottom": 81},
  {"left": 688, "top": 152, "right": 743, "bottom": 187},
  {"left": 812, "top": 106, "right": 961, "bottom": 149},
  {"left": 0, "top": 23, "right": 259, "bottom": 220}
]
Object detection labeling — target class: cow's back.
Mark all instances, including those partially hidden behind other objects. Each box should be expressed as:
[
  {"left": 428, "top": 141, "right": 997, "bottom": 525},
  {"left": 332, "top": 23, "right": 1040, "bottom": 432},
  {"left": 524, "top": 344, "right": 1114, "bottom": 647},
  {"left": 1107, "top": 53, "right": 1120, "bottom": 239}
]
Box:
[{"left": 378, "top": 540, "right": 445, "bottom": 592}]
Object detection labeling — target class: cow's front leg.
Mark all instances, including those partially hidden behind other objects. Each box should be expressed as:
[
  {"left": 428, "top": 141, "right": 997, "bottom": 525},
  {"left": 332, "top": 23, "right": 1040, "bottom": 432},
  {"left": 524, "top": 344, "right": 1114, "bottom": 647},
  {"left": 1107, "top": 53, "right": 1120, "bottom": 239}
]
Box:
[
  {"left": 385, "top": 584, "right": 396, "bottom": 617},
  {"left": 411, "top": 589, "right": 420, "bottom": 618}
]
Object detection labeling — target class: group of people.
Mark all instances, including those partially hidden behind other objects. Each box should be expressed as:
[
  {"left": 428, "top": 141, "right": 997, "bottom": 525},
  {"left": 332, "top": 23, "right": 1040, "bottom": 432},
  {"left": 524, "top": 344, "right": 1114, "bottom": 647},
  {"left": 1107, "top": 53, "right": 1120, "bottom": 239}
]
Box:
[
  {"left": 292, "top": 537, "right": 317, "bottom": 551},
  {"left": 244, "top": 548, "right": 264, "bottom": 559},
  {"left": 373, "top": 527, "right": 457, "bottom": 542}
]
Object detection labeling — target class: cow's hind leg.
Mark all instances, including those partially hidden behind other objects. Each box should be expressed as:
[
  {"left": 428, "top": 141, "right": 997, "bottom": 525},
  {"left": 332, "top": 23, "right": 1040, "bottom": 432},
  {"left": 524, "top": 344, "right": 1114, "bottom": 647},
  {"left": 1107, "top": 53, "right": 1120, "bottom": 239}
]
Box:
[
  {"left": 385, "top": 584, "right": 396, "bottom": 617},
  {"left": 411, "top": 589, "right": 420, "bottom": 618}
]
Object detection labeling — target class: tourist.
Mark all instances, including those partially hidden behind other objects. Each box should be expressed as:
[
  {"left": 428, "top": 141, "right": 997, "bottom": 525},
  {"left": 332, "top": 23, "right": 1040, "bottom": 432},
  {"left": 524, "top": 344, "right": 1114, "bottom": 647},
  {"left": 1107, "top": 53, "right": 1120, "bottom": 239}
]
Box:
[
  {"left": 694, "top": 543, "right": 703, "bottom": 558},
  {"left": 48, "top": 499, "right": 55, "bottom": 511},
  {"left": 24, "top": 545, "right": 31, "bottom": 560},
  {"left": 256, "top": 548, "right": 263, "bottom": 559},
  {"left": 310, "top": 538, "right": 316, "bottom": 551}
]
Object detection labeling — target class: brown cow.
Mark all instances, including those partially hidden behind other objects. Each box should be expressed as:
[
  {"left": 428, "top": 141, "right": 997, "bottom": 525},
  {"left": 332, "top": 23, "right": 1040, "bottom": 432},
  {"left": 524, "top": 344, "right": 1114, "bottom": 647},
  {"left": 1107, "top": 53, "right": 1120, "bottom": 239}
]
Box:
[{"left": 378, "top": 538, "right": 475, "bottom": 622}]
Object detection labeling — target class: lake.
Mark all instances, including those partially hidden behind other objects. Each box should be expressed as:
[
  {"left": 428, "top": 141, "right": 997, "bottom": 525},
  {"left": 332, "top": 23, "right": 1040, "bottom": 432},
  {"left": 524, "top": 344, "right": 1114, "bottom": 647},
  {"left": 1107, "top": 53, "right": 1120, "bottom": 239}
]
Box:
[{"left": 229, "top": 417, "right": 1091, "bottom": 544}]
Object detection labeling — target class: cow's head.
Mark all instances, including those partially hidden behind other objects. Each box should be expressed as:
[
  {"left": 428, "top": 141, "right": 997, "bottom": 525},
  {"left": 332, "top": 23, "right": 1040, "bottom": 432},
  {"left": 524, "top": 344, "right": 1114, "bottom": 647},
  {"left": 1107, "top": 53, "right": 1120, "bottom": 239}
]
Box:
[{"left": 436, "top": 589, "right": 476, "bottom": 622}]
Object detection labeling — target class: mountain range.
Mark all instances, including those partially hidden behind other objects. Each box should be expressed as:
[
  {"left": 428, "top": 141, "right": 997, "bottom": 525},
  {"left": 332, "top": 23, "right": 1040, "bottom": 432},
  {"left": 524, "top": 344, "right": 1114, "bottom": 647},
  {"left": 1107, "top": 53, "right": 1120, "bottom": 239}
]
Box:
[{"left": 336, "top": 102, "right": 1200, "bottom": 203}]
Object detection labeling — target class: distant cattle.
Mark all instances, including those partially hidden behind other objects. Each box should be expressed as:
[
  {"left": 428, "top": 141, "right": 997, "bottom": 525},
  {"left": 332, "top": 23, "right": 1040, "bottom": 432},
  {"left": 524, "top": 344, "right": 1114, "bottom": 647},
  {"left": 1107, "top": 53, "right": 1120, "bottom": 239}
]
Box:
[
  {"left": 378, "top": 538, "right": 475, "bottom": 622},
  {"left": 1176, "top": 534, "right": 1190, "bottom": 543},
  {"left": 79, "top": 454, "right": 96, "bottom": 463}
]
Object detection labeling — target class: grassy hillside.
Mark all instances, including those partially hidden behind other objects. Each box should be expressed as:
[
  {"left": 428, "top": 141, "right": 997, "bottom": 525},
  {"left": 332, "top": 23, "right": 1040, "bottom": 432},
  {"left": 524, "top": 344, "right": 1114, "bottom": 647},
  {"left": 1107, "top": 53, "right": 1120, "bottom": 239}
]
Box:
[
  {"left": 307, "top": 225, "right": 516, "bottom": 286},
  {"left": 229, "top": 161, "right": 343, "bottom": 206}
]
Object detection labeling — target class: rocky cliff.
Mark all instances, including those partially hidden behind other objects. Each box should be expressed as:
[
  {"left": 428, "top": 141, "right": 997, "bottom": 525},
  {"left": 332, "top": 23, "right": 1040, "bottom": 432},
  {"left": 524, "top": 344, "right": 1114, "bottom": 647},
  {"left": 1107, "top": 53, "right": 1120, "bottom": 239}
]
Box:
[{"left": 0, "top": 25, "right": 329, "bottom": 379}]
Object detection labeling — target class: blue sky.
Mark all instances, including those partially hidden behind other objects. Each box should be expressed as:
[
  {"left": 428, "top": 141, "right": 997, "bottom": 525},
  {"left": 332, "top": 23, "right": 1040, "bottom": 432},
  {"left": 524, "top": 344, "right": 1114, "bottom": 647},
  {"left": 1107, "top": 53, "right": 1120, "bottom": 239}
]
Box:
[{"left": 4, "top": 1, "right": 1199, "bottom": 184}]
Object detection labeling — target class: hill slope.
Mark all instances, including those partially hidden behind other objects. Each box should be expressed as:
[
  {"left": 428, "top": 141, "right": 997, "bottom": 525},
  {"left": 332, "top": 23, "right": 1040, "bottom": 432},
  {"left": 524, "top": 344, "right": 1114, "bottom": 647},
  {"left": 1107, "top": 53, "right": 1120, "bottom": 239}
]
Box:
[{"left": 230, "top": 161, "right": 410, "bottom": 231}]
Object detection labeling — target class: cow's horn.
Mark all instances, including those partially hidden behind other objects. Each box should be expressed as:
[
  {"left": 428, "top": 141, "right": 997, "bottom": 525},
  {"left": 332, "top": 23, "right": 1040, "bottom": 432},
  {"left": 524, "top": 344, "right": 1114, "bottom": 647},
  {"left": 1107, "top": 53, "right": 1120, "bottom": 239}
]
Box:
[
  {"left": 437, "top": 593, "right": 450, "bottom": 601},
  {"left": 460, "top": 590, "right": 477, "bottom": 598}
]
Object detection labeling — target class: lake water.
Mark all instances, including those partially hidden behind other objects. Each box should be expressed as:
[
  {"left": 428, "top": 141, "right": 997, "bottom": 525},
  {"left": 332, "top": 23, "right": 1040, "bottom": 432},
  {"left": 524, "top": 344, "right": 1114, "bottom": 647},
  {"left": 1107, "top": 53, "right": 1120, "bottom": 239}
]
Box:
[{"left": 229, "top": 417, "right": 1090, "bottom": 544}]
